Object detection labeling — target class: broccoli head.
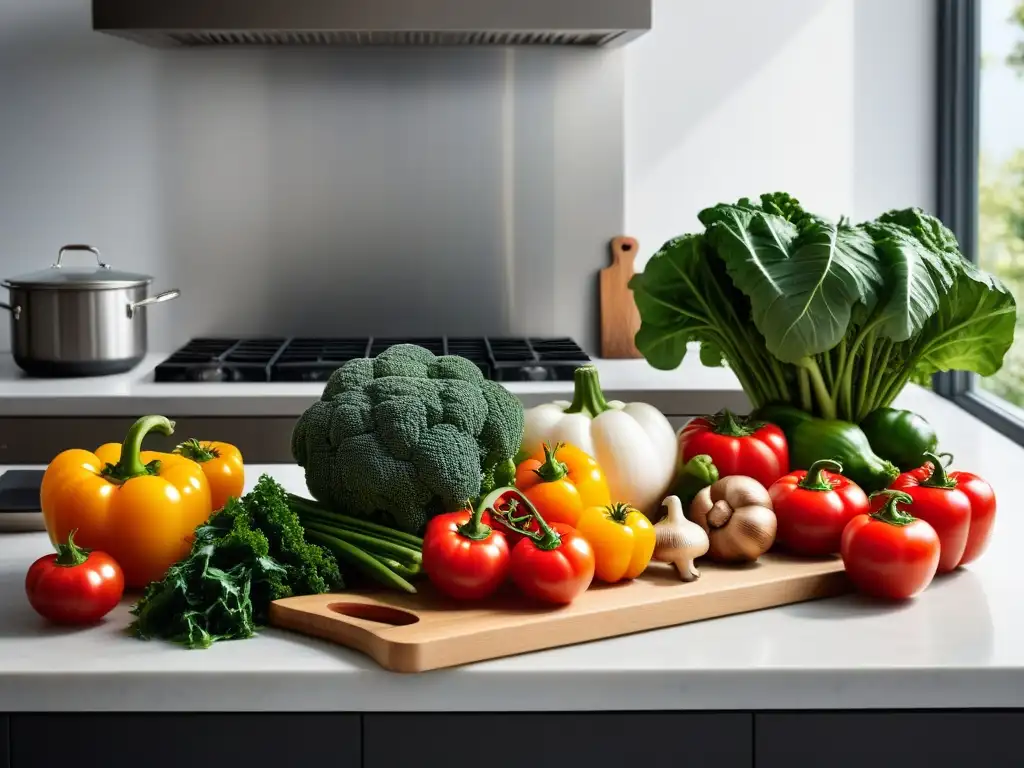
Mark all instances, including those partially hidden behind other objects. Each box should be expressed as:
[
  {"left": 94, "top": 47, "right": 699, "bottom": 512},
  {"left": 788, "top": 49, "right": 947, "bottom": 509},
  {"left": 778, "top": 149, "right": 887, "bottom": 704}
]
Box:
[{"left": 291, "top": 343, "right": 525, "bottom": 534}]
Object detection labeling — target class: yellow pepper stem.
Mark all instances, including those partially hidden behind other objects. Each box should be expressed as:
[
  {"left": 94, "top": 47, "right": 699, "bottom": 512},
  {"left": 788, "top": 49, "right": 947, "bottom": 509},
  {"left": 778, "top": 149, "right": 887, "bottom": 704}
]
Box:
[
  {"left": 175, "top": 438, "right": 219, "bottom": 463},
  {"left": 102, "top": 415, "right": 176, "bottom": 483}
]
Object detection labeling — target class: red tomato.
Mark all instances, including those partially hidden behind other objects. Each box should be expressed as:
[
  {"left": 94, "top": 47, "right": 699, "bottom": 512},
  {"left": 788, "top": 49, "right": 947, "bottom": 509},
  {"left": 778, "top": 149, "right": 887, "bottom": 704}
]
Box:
[
  {"left": 885, "top": 454, "right": 975, "bottom": 573},
  {"left": 25, "top": 530, "right": 124, "bottom": 625},
  {"left": 899, "top": 455, "right": 995, "bottom": 567},
  {"left": 678, "top": 409, "right": 788, "bottom": 489},
  {"left": 422, "top": 509, "right": 510, "bottom": 600},
  {"left": 510, "top": 523, "right": 595, "bottom": 605},
  {"left": 841, "top": 491, "right": 940, "bottom": 600},
  {"left": 769, "top": 459, "right": 869, "bottom": 556},
  {"left": 953, "top": 471, "right": 997, "bottom": 566}
]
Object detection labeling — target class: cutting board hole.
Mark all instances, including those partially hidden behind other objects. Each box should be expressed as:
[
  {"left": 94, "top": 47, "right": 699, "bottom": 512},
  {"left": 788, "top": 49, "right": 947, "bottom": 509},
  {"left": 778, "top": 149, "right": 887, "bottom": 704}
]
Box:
[
  {"left": 329, "top": 603, "right": 419, "bottom": 626},
  {"left": 621, "top": 242, "right": 633, "bottom": 251}
]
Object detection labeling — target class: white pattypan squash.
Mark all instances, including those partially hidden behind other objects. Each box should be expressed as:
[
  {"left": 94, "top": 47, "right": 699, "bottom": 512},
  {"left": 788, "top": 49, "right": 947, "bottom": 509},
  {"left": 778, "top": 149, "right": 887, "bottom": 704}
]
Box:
[{"left": 522, "top": 364, "right": 678, "bottom": 519}]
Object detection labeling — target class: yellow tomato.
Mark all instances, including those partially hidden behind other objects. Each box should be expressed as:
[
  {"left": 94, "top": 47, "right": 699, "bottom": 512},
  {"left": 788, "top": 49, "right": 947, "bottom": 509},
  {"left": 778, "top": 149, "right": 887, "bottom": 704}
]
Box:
[{"left": 575, "top": 502, "right": 655, "bottom": 583}]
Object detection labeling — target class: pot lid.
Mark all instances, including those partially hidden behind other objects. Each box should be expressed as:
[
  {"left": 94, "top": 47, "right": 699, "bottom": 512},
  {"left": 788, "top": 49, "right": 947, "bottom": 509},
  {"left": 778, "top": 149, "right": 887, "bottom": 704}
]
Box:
[{"left": 3, "top": 245, "right": 152, "bottom": 290}]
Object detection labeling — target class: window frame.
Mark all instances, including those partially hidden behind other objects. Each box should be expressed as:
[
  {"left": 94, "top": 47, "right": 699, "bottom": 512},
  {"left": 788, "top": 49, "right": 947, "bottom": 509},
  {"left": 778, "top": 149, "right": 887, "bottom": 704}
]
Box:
[{"left": 933, "top": 0, "right": 1024, "bottom": 444}]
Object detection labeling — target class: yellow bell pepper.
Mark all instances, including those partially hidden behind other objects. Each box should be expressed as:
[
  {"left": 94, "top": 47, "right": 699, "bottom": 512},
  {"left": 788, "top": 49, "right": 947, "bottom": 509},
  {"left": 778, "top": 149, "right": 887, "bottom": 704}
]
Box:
[
  {"left": 40, "top": 415, "right": 213, "bottom": 589},
  {"left": 173, "top": 439, "right": 245, "bottom": 511},
  {"left": 575, "top": 502, "right": 656, "bottom": 583}
]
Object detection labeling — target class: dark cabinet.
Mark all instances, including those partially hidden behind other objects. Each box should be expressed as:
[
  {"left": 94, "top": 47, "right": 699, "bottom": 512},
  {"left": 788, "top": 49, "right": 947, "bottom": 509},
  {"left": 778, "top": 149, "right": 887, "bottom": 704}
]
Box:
[
  {"left": 1, "top": 715, "right": 8, "bottom": 768},
  {"left": 9, "top": 714, "right": 359, "bottom": 768},
  {"left": 755, "top": 712, "right": 1024, "bottom": 768},
  {"left": 364, "top": 713, "right": 752, "bottom": 768}
]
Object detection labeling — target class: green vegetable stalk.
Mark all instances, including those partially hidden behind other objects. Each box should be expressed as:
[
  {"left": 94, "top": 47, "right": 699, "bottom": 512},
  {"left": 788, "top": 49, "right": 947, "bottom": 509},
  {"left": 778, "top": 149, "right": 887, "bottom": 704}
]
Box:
[{"left": 629, "top": 193, "right": 1017, "bottom": 422}]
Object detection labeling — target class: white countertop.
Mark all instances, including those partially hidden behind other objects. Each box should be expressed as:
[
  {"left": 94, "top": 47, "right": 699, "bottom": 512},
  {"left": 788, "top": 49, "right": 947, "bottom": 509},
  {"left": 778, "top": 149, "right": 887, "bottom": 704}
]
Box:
[
  {"left": 0, "top": 348, "right": 746, "bottom": 417},
  {"left": 0, "top": 384, "right": 1021, "bottom": 712}
]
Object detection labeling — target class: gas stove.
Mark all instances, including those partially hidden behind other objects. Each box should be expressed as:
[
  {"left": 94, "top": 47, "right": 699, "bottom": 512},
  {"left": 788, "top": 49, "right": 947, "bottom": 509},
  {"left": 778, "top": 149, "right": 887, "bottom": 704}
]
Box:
[{"left": 154, "top": 337, "right": 591, "bottom": 383}]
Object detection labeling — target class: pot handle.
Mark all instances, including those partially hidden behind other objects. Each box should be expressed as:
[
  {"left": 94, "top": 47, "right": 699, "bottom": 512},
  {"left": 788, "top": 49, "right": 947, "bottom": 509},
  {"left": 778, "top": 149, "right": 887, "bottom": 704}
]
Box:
[
  {"left": 0, "top": 302, "right": 20, "bottom": 321},
  {"left": 53, "top": 244, "right": 110, "bottom": 270},
  {"left": 126, "top": 289, "right": 181, "bottom": 319}
]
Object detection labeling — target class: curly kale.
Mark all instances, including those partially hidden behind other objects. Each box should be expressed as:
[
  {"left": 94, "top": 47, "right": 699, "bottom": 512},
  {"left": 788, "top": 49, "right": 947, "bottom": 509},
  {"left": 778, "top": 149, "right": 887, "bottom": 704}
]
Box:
[
  {"left": 129, "top": 474, "right": 341, "bottom": 649},
  {"left": 291, "top": 343, "right": 525, "bottom": 535}
]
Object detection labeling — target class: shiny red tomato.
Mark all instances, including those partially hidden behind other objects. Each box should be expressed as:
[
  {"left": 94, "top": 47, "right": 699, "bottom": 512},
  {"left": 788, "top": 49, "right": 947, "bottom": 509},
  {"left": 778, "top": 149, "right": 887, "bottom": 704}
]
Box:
[
  {"left": 678, "top": 409, "right": 788, "bottom": 489},
  {"left": 510, "top": 523, "right": 595, "bottom": 605},
  {"left": 900, "top": 455, "right": 995, "bottom": 567},
  {"left": 841, "top": 491, "right": 939, "bottom": 600},
  {"left": 769, "top": 459, "right": 869, "bottom": 557},
  {"left": 422, "top": 508, "right": 510, "bottom": 600},
  {"left": 885, "top": 454, "right": 975, "bottom": 573},
  {"left": 25, "top": 530, "right": 124, "bottom": 625}
]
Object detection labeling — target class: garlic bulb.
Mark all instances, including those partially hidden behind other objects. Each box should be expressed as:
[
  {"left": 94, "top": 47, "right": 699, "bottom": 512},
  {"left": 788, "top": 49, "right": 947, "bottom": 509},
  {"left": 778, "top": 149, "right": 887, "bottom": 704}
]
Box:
[
  {"left": 689, "top": 476, "right": 776, "bottom": 563},
  {"left": 653, "top": 495, "right": 710, "bottom": 582}
]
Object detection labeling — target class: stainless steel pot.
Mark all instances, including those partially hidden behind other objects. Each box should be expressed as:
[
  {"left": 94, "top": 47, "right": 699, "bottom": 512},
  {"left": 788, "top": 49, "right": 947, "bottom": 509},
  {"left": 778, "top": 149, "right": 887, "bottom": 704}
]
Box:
[{"left": 0, "top": 244, "right": 180, "bottom": 377}]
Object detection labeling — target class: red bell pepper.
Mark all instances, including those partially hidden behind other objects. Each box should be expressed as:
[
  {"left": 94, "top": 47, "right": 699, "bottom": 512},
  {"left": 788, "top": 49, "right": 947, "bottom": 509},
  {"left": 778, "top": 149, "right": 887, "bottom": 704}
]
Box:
[
  {"left": 678, "top": 409, "right": 789, "bottom": 489},
  {"left": 422, "top": 488, "right": 511, "bottom": 600},
  {"left": 496, "top": 488, "right": 595, "bottom": 605},
  {"left": 889, "top": 452, "right": 996, "bottom": 569},
  {"left": 841, "top": 490, "right": 940, "bottom": 600},
  {"left": 768, "top": 459, "right": 869, "bottom": 557}
]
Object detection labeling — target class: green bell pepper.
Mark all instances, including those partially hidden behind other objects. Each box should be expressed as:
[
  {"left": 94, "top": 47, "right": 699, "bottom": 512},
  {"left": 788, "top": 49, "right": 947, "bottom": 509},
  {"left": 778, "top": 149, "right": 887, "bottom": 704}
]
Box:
[{"left": 859, "top": 407, "right": 938, "bottom": 471}]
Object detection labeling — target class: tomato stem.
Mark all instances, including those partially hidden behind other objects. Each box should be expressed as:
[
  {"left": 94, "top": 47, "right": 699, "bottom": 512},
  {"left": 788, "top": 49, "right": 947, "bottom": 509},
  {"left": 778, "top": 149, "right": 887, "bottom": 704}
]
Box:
[
  {"left": 101, "top": 415, "right": 175, "bottom": 483},
  {"left": 533, "top": 442, "right": 569, "bottom": 483},
  {"left": 458, "top": 487, "right": 506, "bottom": 541},
  {"left": 918, "top": 451, "right": 958, "bottom": 490},
  {"left": 563, "top": 365, "right": 611, "bottom": 418},
  {"left": 711, "top": 409, "right": 755, "bottom": 438},
  {"left": 606, "top": 502, "right": 633, "bottom": 525},
  {"left": 869, "top": 490, "right": 917, "bottom": 527},
  {"left": 175, "top": 438, "right": 219, "bottom": 463},
  {"left": 798, "top": 459, "right": 842, "bottom": 491},
  {"left": 53, "top": 529, "right": 90, "bottom": 568},
  {"left": 481, "top": 487, "right": 562, "bottom": 551}
]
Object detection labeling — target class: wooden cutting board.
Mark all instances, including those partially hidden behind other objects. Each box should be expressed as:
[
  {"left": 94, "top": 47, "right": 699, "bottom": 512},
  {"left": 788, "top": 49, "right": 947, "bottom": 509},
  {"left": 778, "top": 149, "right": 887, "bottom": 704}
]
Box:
[
  {"left": 599, "top": 235, "right": 644, "bottom": 359},
  {"left": 268, "top": 554, "right": 849, "bottom": 673}
]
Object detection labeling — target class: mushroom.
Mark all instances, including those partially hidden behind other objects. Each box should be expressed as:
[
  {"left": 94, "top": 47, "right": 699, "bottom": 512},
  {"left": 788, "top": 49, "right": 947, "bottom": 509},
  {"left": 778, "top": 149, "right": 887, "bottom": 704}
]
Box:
[
  {"left": 653, "top": 495, "right": 710, "bottom": 582},
  {"left": 689, "top": 476, "right": 777, "bottom": 563}
]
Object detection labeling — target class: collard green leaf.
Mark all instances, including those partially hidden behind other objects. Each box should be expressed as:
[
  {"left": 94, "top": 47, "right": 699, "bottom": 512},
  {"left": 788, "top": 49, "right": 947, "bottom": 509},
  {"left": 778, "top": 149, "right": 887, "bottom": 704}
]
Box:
[
  {"left": 875, "top": 208, "right": 962, "bottom": 257},
  {"left": 700, "top": 204, "right": 883, "bottom": 363},
  {"left": 912, "top": 263, "right": 1017, "bottom": 377},
  {"left": 864, "top": 222, "right": 956, "bottom": 342},
  {"left": 628, "top": 234, "right": 716, "bottom": 370}
]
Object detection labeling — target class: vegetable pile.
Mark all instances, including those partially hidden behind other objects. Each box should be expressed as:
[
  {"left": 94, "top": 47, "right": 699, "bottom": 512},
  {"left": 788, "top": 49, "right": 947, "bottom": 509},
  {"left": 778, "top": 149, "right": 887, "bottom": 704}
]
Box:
[{"left": 629, "top": 193, "right": 1017, "bottom": 423}]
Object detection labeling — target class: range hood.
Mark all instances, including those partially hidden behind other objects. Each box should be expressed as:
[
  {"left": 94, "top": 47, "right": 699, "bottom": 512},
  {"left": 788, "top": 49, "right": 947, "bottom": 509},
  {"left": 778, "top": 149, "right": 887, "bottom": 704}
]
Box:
[{"left": 92, "top": 0, "right": 652, "bottom": 49}]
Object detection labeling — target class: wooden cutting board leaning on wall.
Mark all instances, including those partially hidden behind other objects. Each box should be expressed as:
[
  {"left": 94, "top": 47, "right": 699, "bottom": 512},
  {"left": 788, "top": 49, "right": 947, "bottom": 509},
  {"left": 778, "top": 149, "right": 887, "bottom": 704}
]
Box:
[{"left": 600, "top": 236, "right": 644, "bottom": 359}]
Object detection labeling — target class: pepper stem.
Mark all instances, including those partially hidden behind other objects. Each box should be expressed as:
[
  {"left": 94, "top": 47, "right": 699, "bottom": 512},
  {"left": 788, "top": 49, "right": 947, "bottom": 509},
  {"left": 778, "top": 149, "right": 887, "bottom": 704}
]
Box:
[
  {"left": 53, "top": 529, "right": 90, "bottom": 567},
  {"left": 458, "top": 487, "right": 505, "bottom": 541},
  {"left": 175, "top": 438, "right": 219, "bottom": 463},
  {"left": 798, "top": 459, "right": 843, "bottom": 491},
  {"left": 919, "top": 451, "right": 957, "bottom": 489},
  {"left": 869, "top": 490, "right": 917, "bottom": 527},
  {"left": 606, "top": 502, "right": 634, "bottom": 524},
  {"left": 533, "top": 442, "right": 569, "bottom": 483},
  {"left": 711, "top": 409, "right": 755, "bottom": 438},
  {"left": 563, "top": 365, "right": 612, "bottom": 418},
  {"left": 102, "top": 415, "right": 175, "bottom": 483}
]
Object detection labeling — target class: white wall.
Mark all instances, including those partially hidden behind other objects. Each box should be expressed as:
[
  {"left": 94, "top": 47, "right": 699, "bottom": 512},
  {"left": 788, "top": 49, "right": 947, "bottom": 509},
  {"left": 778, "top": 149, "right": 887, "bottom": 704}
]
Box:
[{"left": 625, "top": 0, "right": 937, "bottom": 263}]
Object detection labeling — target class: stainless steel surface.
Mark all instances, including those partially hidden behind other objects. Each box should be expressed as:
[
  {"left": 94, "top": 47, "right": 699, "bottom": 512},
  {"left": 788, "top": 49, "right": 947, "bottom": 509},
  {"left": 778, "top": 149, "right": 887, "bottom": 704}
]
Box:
[
  {"left": 92, "top": 0, "right": 652, "bottom": 48},
  {"left": 5, "top": 244, "right": 152, "bottom": 290},
  {"left": 127, "top": 288, "right": 181, "bottom": 319},
  {"left": 2, "top": 244, "right": 181, "bottom": 377},
  {"left": 0, "top": 303, "right": 20, "bottom": 321}
]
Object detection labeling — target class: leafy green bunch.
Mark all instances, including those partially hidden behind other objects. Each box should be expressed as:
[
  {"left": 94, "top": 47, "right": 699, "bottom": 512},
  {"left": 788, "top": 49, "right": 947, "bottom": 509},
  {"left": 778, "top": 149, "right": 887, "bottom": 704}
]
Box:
[{"left": 628, "top": 192, "right": 1017, "bottom": 422}]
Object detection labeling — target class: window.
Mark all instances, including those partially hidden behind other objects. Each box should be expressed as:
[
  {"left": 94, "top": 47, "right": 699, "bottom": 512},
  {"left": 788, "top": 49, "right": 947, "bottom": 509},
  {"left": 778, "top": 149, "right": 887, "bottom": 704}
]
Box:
[{"left": 935, "top": 0, "right": 1024, "bottom": 442}]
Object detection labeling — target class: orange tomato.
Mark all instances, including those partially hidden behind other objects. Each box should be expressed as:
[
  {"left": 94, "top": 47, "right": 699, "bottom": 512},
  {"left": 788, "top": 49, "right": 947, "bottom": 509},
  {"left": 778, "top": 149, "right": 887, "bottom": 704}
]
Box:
[
  {"left": 514, "top": 442, "right": 611, "bottom": 527},
  {"left": 174, "top": 439, "right": 245, "bottom": 511}
]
